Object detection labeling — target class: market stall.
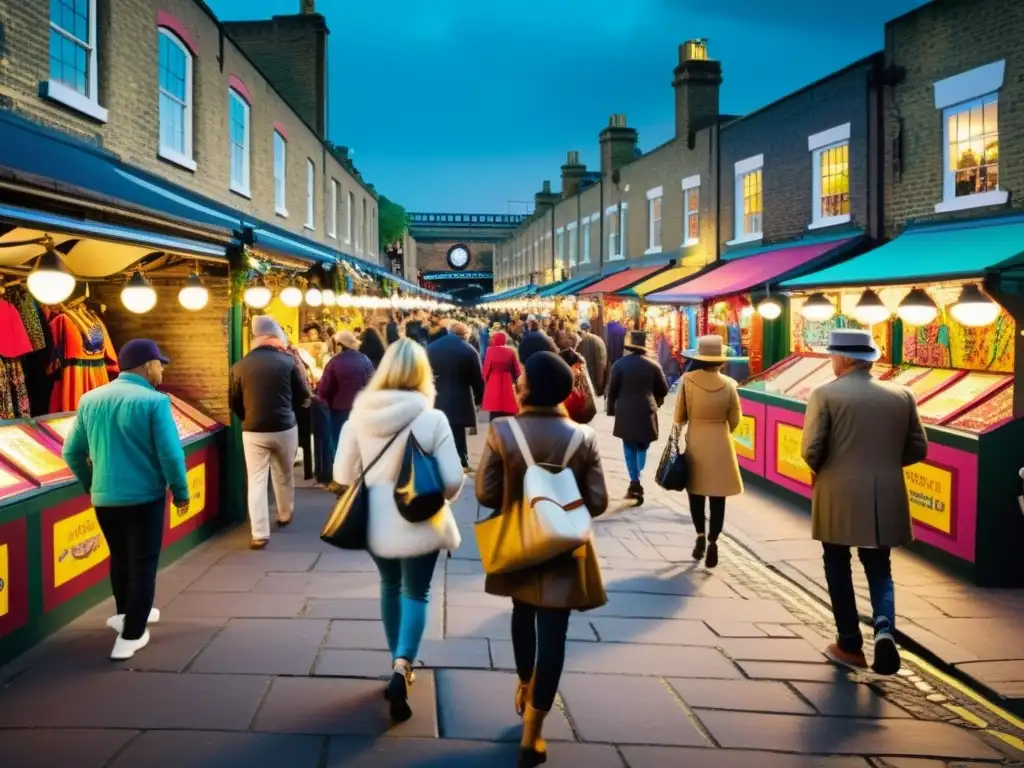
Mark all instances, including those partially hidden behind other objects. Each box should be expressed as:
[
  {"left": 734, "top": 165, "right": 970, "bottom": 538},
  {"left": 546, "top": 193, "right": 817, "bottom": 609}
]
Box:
[{"left": 733, "top": 216, "right": 1024, "bottom": 586}]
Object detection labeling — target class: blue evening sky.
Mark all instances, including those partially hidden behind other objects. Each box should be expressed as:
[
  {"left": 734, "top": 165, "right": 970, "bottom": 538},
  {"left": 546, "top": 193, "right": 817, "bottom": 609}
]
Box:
[{"left": 208, "top": 0, "right": 928, "bottom": 214}]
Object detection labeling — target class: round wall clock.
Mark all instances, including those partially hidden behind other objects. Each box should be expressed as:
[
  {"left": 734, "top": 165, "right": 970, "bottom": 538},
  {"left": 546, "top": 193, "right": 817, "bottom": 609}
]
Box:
[{"left": 447, "top": 245, "right": 470, "bottom": 270}]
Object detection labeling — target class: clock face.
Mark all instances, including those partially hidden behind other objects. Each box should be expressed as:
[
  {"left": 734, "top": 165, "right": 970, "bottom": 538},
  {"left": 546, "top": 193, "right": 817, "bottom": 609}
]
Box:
[{"left": 448, "top": 245, "right": 470, "bottom": 270}]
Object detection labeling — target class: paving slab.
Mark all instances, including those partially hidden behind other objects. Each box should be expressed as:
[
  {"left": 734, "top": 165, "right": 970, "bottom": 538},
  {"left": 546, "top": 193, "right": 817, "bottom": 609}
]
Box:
[
  {"left": 790, "top": 682, "right": 913, "bottom": 719},
  {"left": 163, "top": 592, "right": 308, "bottom": 619},
  {"left": 189, "top": 618, "right": 328, "bottom": 675},
  {"left": 559, "top": 673, "right": 710, "bottom": 745},
  {"left": 619, "top": 746, "right": 870, "bottom": 768},
  {"left": 738, "top": 661, "right": 854, "bottom": 683},
  {"left": 694, "top": 710, "right": 1003, "bottom": 759},
  {"left": 325, "top": 619, "right": 390, "bottom": 650},
  {"left": 717, "top": 637, "right": 825, "bottom": 663},
  {"left": 706, "top": 620, "right": 768, "bottom": 637},
  {"left": 108, "top": 731, "right": 324, "bottom": 768},
  {"left": 756, "top": 623, "right": 798, "bottom": 637},
  {"left": 956, "top": 660, "right": 1024, "bottom": 687},
  {"left": 253, "top": 674, "right": 437, "bottom": 738},
  {"left": 591, "top": 594, "right": 797, "bottom": 623},
  {"left": 445, "top": 605, "right": 595, "bottom": 641},
  {"left": 312, "top": 551, "right": 379, "bottom": 572},
  {"left": 602, "top": 569, "right": 738, "bottom": 598},
  {"left": 186, "top": 565, "right": 270, "bottom": 592},
  {"left": 443, "top": 558, "right": 485, "bottom": 575},
  {"left": 314, "top": 649, "right": 396, "bottom": 677},
  {"left": 326, "top": 737, "right": 625, "bottom": 767},
  {"left": 305, "top": 598, "right": 385, "bottom": 620},
  {"left": 589, "top": 616, "right": 720, "bottom": 646},
  {"left": 216, "top": 551, "right": 320, "bottom": 571},
  {"left": 667, "top": 677, "right": 816, "bottom": 715},
  {"left": 250, "top": 571, "right": 381, "bottom": 598},
  {"left": 417, "top": 638, "right": 493, "bottom": 669},
  {"left": 914, "top": 617, "right": 1024, "bottom": 661},
  {"left": 0, "top": 728, "right": 138, "bottom": 768}
]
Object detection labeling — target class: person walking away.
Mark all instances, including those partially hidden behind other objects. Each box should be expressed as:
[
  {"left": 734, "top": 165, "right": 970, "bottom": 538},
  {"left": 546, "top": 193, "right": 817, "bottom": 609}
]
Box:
[
  {"left": 230, "top": 317, "right": 308, "bottom": 549},
  {"left": 674, "top": 336, "right": 743, "bottom": 568},
  {"left": 63, "top": 339, "right": 188, "bottom": 660},
  {"left": 334, "top": 339, "right": 464, "bottom": 722},
  {"left": 802, "top": 329, "right": 927, "bottom": 675},
  {"left": 386, "top": 312, "right": 401, "bottom": 345},
  {"left": 604, "top": 316, "right": 626, "bottom": 369},
  {"left": 518, "top": 319, "right": 557, "bottom": 365},
  {"left": 481, "top": 331, "right": 520, "bottom": 420},
  {"left": 559, "top": 348, "right": 597, "bottom": 424},
  {"left": 577, "top": 321, "right": 608, "bottom": 397},
  {"left": 426, "top": 313, "right": 449, "bottom": 344},
  {"left": 477, "top": 320, "right": 491, "bottom": 363},
  {"left": 405, "top": 310, "right": 428, "bottom": 345},
  {"left": 476, "top": 351, "right": 608, "bottom": 768},
  {"left": 319, "top": 330, "right": 375, "bottom": 446},
  {"left": 606, "top": 330, "right": 668, "bottom": 503},
  {"left": 360, "top": 327, "right": 387, "bottom": 369},
  {"left": 427, "top": 322, "right": 484, "bottom": 471}
]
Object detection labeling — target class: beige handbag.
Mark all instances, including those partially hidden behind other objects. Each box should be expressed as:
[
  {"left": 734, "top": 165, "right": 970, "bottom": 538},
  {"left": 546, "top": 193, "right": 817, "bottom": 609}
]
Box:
[{"left": 475, "top": 419, "right": 591, "bottom": 575}]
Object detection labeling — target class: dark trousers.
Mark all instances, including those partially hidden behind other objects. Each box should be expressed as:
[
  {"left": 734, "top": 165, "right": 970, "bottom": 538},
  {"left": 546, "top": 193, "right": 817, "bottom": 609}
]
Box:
[
  {"left": 489, "top": 412, "right": 514, "bottom": 421},
  {"left": 451, "top": 424, "right": 469, "bottom": 467},
  {"left": 311, "top": 399, "right": 334, "bottom": 484},
  {"left": 511, "top": 599, "right": 571, "bottom": 712},
  {"left": 95, "top": 499, "right": 165, "bottom": 640},
  {"left": 822, "top": 544, "right": 896, "bottom": 654},
  {"left": 296, "top": 405, "right": 313, "bottom": 480},
  {"left": 688, "top": 493, "right": 726, "bottom": 539}
]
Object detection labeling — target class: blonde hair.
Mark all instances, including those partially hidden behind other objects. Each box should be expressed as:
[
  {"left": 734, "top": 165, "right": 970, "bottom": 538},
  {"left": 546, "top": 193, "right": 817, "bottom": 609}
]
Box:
[{"left": 365, "top": 337, "right": 436, "bottom": 400}]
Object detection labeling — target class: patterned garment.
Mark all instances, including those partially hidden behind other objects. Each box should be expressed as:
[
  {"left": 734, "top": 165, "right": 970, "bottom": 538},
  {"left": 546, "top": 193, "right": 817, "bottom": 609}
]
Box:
[
  {"left": 15, "top": 291, "right": 46, "bottom": 351},
  {"left": 0, "top": 357, "right": 31, "bottom": 420}
]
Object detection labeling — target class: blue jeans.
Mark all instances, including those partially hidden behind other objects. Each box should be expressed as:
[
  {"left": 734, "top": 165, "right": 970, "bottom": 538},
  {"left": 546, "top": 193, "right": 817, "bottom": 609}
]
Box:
[
  {"left": 311, "top": 400, "right": 333, "bottom": 484},
  {"left": 623, "top": 441, "right": 651, "bottom": 483},
  {"left": 822, "top": 544, "right": 895, "bottom": 653},
  {"left": 329, "top": 409, "right": 350, "bottom": 443},
  {"left": 371, "top": 550, "right": 440, "bottom": 662}
]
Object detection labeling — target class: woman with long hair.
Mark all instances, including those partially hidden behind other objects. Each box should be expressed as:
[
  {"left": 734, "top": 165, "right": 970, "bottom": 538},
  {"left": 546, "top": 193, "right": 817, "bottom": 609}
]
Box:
[
  {"left": 476, "top": 352, "right": 608, "bottom": 767},
  {"left": 359, "top": 326, "right": 387, "bottom": 369},
  {"left": 334, "top": 339, "right": 464, "bottom": 722}
]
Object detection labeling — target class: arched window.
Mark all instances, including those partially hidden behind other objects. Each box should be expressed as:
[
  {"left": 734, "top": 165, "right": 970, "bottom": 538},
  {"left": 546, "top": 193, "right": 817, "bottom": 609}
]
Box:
[{"left": 157, "top": 28, "right": 195, "bottom": 170}]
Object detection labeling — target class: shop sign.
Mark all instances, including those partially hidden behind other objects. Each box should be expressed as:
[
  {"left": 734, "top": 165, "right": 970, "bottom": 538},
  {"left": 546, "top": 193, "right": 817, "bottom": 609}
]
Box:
[
  {"left": 171, "top": 464, "right": 207, "bottom": 529},
  {"left": 733, "top": 415, "right": 757, "bottom": 460},
  {"left": 904, "top": 461, "right": 953, "bottom": 534},
  {"left": 776, "top": 423, "right": 812, "bottom": 486},
  {"left": 0, "top": 543, "right": 8, "bottom": 618},
  {"left": 53, "top": 508, "right": 110, "bottom": 588}
]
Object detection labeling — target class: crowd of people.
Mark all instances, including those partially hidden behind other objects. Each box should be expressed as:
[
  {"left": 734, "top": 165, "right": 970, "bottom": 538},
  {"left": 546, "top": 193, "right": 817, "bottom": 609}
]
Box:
[{"left": 61, "top": 303, "right": 928, "bottom": 767}]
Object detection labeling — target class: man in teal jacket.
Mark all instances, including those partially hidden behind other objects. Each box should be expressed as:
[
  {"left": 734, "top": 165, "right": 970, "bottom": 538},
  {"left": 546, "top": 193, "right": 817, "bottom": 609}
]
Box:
[{"left": 63, "top": 339, "right": 189, "bottom": 661}]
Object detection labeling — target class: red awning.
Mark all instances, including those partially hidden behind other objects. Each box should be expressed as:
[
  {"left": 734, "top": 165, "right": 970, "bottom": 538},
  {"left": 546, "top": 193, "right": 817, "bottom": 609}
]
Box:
[
  {"left": 579, "top": 264, "right": 664, "bottom": 295},
  {"left": 646, "top": 238, "right": 856, "bottom": 303}
]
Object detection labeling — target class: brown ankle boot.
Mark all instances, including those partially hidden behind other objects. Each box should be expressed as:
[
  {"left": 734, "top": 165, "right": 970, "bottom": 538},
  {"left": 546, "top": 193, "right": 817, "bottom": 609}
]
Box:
[{"left": 519, "top": 704, "right": 548, "bottom": 766}]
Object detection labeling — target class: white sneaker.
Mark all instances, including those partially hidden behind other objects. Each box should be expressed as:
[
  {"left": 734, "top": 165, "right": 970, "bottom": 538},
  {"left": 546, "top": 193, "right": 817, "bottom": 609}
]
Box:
[
  {"left": 110, "top": 630, "right": 150, "bottom": 660},
  {"left": 106, "top": 608, "right": 160, "bottom": 633}
]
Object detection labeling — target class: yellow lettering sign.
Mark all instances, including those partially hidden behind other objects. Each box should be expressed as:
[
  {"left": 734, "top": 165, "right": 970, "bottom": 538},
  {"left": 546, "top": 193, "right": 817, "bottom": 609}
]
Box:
[
  {"left": 733, "top": 415, "right": 756, "bottom": 460},
  {"left": 904, "top": 461, "right": 953, "bottom": 534},
  {"left": 0, "top": 543, "right": 8, "bottom": 617},
  {"left": 53, "top": 508, "right": 110, "bottom": 588},
  {"left": 171, "top": 464, "right": 207, "bottom": 529},
  {"left": 776, "top": 423, "right": 812, "bottom": 486}
]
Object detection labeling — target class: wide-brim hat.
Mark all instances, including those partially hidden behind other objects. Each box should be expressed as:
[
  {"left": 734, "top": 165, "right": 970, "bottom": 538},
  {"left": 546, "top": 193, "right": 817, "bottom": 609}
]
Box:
[
  {"left": 825, "top": 328, "right": 881, "bottom": 362},
  {"left": 624, "top": 330, "right": 648, "bottom": 352},
  {"left": 335, "top": 330, "right": 360, "bottom": 350},
  {"left": 683, "top": 335, "right": 733, "bottom": 363}
]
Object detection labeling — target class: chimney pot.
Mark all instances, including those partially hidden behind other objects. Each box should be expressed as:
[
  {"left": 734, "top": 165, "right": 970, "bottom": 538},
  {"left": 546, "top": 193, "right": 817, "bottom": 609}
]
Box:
[
  {"left": 542, "top": 180, "right": 551, "bottom": 193},
  {"left": 599, "top": 116, "right": 638, "bottom": 177},
  {"left": 673, "top": 39, "right": 721, "bottom": 141},
  {"left": 609, "top": 114, "right": 627, "bottom": 128},
  {"left": 300, "top": 0, "right": 316, "bottom": 12},
  {"left": 567, "top": 150, "right": 580, "bottom": 165}
]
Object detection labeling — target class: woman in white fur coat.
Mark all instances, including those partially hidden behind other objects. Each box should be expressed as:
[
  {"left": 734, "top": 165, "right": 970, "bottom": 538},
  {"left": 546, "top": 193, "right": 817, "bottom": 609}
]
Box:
[{"left": 334, "top": 338, "right": 464, "bottom": 722}]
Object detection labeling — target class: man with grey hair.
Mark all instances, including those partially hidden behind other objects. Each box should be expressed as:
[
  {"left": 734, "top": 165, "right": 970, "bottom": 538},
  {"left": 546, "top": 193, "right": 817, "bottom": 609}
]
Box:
[
  {"left": 802, "top": 328, "right": 928, "bottom": 675},
  {"left": 230, "top": 316, "right": 310, "bottom": 548}
]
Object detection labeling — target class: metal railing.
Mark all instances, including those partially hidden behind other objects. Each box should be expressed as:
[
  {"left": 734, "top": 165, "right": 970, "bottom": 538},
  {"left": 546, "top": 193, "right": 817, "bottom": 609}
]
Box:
[{"left": 408, "top": 212, "right": 529, "bottom": 228}]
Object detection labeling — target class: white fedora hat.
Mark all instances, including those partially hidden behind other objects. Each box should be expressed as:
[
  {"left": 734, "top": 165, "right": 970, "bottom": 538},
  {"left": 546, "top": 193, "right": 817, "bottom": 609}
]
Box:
[{"left": 825, "top": 328, "right": 881, "bottom": 362}]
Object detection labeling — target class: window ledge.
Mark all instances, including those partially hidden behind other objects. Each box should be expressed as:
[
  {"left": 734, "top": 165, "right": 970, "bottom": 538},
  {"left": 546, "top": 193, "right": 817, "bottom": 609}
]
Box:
[
  {"left": 934, "top": 190, "right": 1008, "bottom": 214},
  {"left": 726, "top": 233, "right": 763, "bottom": 247},
  {"left": 681, "top": 238, "right": 699, "bottom": 248},
  {"left": 327, "top": 232, "right": 337, "bottom": 240},
  {"left": 808, "top": 214, "right": 851, "bottom": 230},
  {"left": 645, "top": 246, "right": 663, "bottom": 255},
  {"left": 608, "top": 253, "right": 625, "bottom": 262},
  {"left": 275, "top": 207, "right": 289, "bottom": 218},
  {"left": 40, "top": 80, "right": 108, "bottom": 123},
  {"left": 158, "top": 147, "right": 197, "bottom": 173},
  {"left": 230, "top": 183, "right": 251, "bottom": 200},
  {"left": 303, "top": 224, "right": 315, "bottom": 232}
]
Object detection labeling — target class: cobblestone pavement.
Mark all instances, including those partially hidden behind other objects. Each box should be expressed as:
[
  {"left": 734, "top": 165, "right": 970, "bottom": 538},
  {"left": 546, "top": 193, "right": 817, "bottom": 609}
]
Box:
[{"left": 0, "top": 411, "right": 1021, "bottom": 767}]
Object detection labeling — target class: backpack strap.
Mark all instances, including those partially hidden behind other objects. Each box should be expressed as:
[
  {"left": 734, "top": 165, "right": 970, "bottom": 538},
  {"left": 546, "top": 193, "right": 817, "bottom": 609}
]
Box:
[
  {"left": 561, "top": 428, "right": 585, "bottom": 467},
  {"left": 506, "top": 417, "right": 536, "bottom": 468}
]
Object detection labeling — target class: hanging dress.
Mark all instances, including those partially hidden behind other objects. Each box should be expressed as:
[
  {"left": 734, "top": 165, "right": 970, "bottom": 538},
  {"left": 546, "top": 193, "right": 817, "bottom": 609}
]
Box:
[
  {"left": 0, "top": 296, "right": 33, "bottom": 420},
  {"left": 49, "top": 304, "right": 119, "bottom": 413}
]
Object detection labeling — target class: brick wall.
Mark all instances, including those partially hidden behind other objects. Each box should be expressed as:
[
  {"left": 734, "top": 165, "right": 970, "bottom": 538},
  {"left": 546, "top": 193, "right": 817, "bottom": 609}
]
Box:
[
  {"left": 719, "top": 58, "right": 878, "bottom": 250},
  {"left": 0, "top": 1, "right": 377, "bottom": 262},
  {"left": 93, "top": 275, "right": 231, "bottom": 424},
  {"left": 883, "top": 0, "right": 1024, "bottom": 234},
  {"left": 414, "top": 239, "right": 494, "bottom": 274}
]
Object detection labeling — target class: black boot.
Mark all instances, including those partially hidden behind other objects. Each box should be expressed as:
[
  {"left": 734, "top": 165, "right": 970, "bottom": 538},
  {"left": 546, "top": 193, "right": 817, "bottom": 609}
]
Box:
[
  {"left": 625, "top": 481, "right": 641, "bottom": 500},
  {"left": 692, "top": 535, "right": 706, "bottom": 561},
  {"left": 705, "top": 540, "right": 719, "bottom": 569},
  {"left": 634, "top": 483, "right": 644, "bottom": 504}
]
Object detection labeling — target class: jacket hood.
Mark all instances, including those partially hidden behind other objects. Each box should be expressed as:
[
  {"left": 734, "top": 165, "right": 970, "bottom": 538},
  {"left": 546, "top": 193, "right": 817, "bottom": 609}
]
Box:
[
  {"left": 350, "top": 389, "right": 433, "bottom": 437},
  {"left": 687, "top": 369, "right": 728, "bottom": 392},
  {"left": 492, "top": 331, "right": 507, "bottom": 346}
]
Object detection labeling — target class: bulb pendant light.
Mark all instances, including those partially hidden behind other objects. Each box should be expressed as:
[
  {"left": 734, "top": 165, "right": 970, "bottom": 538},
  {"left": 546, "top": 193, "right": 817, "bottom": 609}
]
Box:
[
  {"left": 322, "top": 288, "right": 337, "bottom": 307},
  {"left": 121, "top": 270, "right": 157, "bottom": 314},
  {"left": 799, "top": 292, "right": 836, "bottom": 323},
  {"left": 305, "top": 285, "right": 323, "bottom": 307},
  {"left": 851, "top": 289, "right": 889, "bottom": 327},
  {"left": 949, "top": 283, "right": 1000, "bottom": 328},
  {"left": 27, "top": 245, "right": 76, "bottom": 305},
  {"left": 243, "top": 278, "right": 272, "bottom": 309},
  {"left": 279, "top": 283, "right": 303, "bottom": 308},
  {"left": 178, "top": 272, "right": 209, "bottom": 311},
  {"left": 756, "top": 296, "right": 783, "bottom": 320},
  {"left": 896, "top": 288, "right": 938, "bottom": 327}
]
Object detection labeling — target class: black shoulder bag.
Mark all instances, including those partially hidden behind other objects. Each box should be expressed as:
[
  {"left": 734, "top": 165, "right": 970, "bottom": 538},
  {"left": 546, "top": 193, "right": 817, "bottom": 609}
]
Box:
[
  {"left": 394, "top": 433, "right": 446, "bottom": 523},
  {"left": 656, "top": 380, "right": 690, "bottom": 492}
]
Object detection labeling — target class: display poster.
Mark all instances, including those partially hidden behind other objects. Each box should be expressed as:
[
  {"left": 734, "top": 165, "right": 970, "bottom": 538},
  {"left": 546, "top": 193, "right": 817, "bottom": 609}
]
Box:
[
  {"left": 52, "top": 508, "right": 110, "bottom": 589},
  {"left": 171, "top": 463, "right": 207, "bottom": 529},
  {"left": 917, "top": 372, "right": 1009, "bottom": 423},
  {"left": 733, "top": 416, "right": 757, "bottom": 460},
  {"left": 0, "top": 464, "right": 22, "bottom": 490},
  {"left": 904, "top": 461, "right": 953, "bottom": 534},
  {"left": 45, "top": 416, "right": 77, "bottom": 443},
  {"left": 776, "top": 423, "right": 813, "bottom": 486},
  {"left": 0, "top": 425, "right": 68, "bottom": 480},
  {"left": 0, "top": 543, "right": 8, "bottom": 618},
  {"left": 170, "top": 406, "right": 205, "bottom": 441}
]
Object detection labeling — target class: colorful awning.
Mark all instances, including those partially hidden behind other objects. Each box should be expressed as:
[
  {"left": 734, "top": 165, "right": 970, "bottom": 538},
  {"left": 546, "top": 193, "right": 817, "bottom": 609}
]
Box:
[
  {"left": 620, "top": 264, "right": 701, "bottom": 297},
  {"left": 647, "top": 237, "right": 857, "bottom": 303},
  {"left": 784, "top": 216, "right": 1024, "bottom": 288},
  {"left": 539, "top": 272, "right": 609, "bottom": 297},
  {"left": 479, "top": 284, "right": 536, "bottom": 303},
  {"left": 580, "top": 264, "right": 665, "bottom": 295}
]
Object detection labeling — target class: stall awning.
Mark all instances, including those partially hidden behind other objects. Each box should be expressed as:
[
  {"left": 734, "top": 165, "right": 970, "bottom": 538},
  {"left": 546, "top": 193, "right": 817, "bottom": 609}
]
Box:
[
  {"left": 620, "top": 264, "right": 701, "bottom": 297},
  {"left": 647, "top": 236, "right": 858, "bottom": 303},
  {"left": 580, "top": 264, "right": 665, "bottom": 295},
  {"left": 479, "top": 284, "right": 535, "bottom": 303},
  {"left": 784, "top": 216, "right": 1024, "bottom": 288},
  {"left": 538, "top": 272, "right": 607, "bottom": 297}
]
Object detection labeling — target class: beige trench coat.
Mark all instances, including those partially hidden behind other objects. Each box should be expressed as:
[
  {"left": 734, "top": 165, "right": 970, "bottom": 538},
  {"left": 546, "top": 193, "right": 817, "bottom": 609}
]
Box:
[
  {"left": 673, "top": 370, "right": 744, "bottom": 498},
  {"left": 801, "top": 369, "right": 929, "bottom": 548}
]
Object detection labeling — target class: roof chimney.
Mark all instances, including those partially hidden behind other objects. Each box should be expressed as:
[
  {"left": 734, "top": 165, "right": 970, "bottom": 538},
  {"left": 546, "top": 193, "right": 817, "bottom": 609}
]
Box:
[
  {"left": 560, "top": 150, "right": 587, "bottom": 199},
  {"left": 534, "top": 180, "right": 560, "bottom": 210},
  {"left": 673, "top": 39, "right": 722, "bottom": 144},
  {"left": 599, "top": 114, "right": 638, "bottom": 177},
  {"left": 300, "top": 0, "right": 316, "bottom": 12}
]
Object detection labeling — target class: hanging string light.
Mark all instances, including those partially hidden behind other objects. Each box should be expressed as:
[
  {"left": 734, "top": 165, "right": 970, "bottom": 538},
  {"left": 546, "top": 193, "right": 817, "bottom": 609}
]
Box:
[
  {"left": 799, "top": 292, "right": 835, "bottom": 322},
  {"left": 26, "top": 238, "right": 76, "bottom": 305},
  {"left": 121, "top": 270, "right": 157, "bottom": 314},
  {"left": 896, "top": 287, "right": 938, "bottom": 326},
  {"left": 322, "top": 288, "right": 337, "bottom": 307},
  {"left": 178, "top": 271, "right": 209, "bottom": 311},
  {"left": 243, "top": 276, "right": 272, "bottom": 309},
  {"left": 305, "top": 283, "right": 323, "bottom": 307},
  {"left": 279, "top": 280, "right": 303, "bottom": 308},
  {"left": 949, "top": 283, "right": 1001, "bottom": 327},
  {"left": 851, "top": 289, "right": 889, "bottom": 326}
]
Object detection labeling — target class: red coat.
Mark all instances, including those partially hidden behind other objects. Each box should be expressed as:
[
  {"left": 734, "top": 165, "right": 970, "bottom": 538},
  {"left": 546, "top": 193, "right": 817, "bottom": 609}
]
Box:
[{"left": 481, "top": 334, "right": 520, "bottom": 415}]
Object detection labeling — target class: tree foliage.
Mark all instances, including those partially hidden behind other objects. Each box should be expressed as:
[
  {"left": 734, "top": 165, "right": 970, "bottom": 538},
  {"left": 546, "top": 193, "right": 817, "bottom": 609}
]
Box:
[{"left": 378, "top": 195, "right": 409, "bottom": 250}]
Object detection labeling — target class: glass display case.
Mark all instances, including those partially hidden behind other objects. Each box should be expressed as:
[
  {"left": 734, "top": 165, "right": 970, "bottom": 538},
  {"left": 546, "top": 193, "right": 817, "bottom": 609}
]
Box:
[{"left": 0, "top": 424, "right": 72, "bottom": 485}]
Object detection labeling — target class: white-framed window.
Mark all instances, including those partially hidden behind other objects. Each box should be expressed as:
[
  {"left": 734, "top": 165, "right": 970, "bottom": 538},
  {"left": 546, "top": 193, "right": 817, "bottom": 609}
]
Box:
[
  {"left": 729, "top": 154, "right": 763, "bottom": 245},
  {"left": 934, "top": 60, "right": 1007, "bottom": 213},
  {"left": 304, "top": 159, "right": 315, "bottom": 229},
  {"left": 328, "top": 179, "right": 339, "bottom": 238},
  {"left": 646, "top": 186, "right": 663, "bottom": 254},
  {"left": 808, "top": 124, "right": 850, "bottom": 229},
  {"left": 567, "top": 222, "right": 578, "bottom": 268},
  {"left": 346, "top": 190, "right": 355, "bottom": 244},
  {"left": 228, "top": 89, "right": 251, "bottom": 197},
  {"left": 606, "top": 205, "right": 620, "bottom": 260},
  {"left": 273, "top": 130, "right": 287, "bottom": 215},
  {"left": 555, "top": 227, "right": 565, "bottom": 272},
  {"left": 581, "top": 215, "right": 593, "bottom": 264},
  {"left": 44, "top": 0, "right": 107, "bottom": 122},
  {"left": 682, "top": 175, "right": 700, "bottom": 246},
  {"left": 157, "top": 29, "right": 194, "bottom": 170},
  {"left": 361, "top": 198, "right": 368, "bottom": 252}
]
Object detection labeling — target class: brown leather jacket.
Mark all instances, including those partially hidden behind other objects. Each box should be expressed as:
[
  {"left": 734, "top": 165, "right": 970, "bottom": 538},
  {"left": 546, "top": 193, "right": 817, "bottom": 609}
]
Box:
[{"left": 475, "top": 406, "right": 609, "bottom": 611}]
